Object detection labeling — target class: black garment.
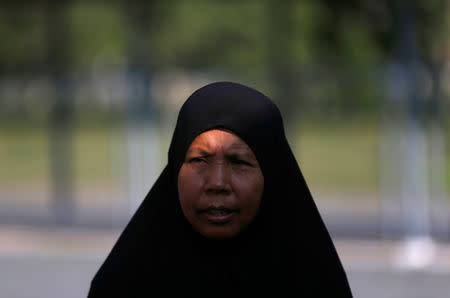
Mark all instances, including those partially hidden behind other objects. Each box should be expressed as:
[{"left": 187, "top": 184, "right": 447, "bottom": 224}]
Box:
[{"left": 88, "top": 82, "right": 353, "bottom": 297}]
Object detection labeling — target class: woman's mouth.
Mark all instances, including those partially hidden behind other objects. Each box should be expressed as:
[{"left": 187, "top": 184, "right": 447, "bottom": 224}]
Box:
[{"left": 201, "top": 207, "right": 236, "bottom": 224}]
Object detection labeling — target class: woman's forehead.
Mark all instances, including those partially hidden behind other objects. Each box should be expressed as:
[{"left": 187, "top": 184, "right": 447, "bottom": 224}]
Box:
[{"left": 187, "top": 129, "right": 255, "bottom": 156}]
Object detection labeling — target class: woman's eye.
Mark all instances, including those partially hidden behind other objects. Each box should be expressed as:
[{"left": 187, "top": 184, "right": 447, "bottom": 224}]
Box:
[
  {"left": 190, "top": 157, "right": 205, "bottom": 163},
  {"left": 233, "top": 159, "right": 251, "bottom": 166}
]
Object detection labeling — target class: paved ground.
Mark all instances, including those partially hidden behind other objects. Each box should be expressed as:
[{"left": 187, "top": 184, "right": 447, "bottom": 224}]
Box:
[{"left": 1, "top": 225, "right": 450, "bottom": 298}]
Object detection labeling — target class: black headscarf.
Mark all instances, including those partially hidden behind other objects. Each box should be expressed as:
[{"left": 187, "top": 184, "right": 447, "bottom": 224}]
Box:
[{"left": 88, "top": 82, "right": 353, "bottom": 297}]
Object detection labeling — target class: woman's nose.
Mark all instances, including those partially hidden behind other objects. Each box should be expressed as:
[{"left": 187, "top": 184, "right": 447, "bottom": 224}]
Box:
[{"left": 205, "top": 162, "right": 231, "bottom": 194}]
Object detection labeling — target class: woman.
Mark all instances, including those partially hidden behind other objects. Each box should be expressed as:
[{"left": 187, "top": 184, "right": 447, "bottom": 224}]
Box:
[{"left": 88, "top": 82, "right": 353, "bottom": 297}]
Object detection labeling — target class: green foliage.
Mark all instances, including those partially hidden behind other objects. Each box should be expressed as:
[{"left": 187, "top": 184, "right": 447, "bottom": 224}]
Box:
[
  {"left": 69, "top": 2, "right": 128, "bottom": 69},
  {"left": 0, "top": 7, "right": 47, "bottom": 72},
  {"left": 290, "top": 1, "right": 326, "bottom": 64},
  {"left": 0, "top": 0, "right": 445, "bottom": 70},
  {"left": 337, "top": 12, "right": 381, "bottom": 66},
  {"left": 0, "top": 0, "right": 447, "bottom": 115},
  {"left": 151, "top": 0, "right": 268, "bottom": 72}
]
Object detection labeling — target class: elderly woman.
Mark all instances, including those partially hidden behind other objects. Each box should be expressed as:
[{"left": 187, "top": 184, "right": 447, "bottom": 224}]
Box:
[{"left": 88, "top": 82, "right": 353, "bottom": 297}]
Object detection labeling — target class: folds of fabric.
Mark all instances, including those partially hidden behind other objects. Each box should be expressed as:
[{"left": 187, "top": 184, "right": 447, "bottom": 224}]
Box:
[{"left": 88, "top": 82, "right": 353, "bottom": 297}]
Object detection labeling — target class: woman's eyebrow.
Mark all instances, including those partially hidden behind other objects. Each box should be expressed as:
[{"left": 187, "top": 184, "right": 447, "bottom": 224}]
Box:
[
  {"left": 226, "top": 151, "right": 256, "bottom": 161},
  {"left": 187, "top": 148, "right": 213, "bottom": 156}
]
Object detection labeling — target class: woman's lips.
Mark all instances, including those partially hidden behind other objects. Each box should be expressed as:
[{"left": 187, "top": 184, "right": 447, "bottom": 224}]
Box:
[{"left": 200, "top": 207, "right": 236, "bottom": 224}]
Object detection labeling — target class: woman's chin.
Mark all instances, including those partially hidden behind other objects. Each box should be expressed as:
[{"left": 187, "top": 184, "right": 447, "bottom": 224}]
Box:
[{"left": 197, "top": 226, "right": 239, "bottom": 240}]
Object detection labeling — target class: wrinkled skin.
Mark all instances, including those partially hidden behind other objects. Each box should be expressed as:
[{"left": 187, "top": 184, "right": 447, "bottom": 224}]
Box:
[{"left": 178, "top": 129, "right": 264, "bottom": 239}]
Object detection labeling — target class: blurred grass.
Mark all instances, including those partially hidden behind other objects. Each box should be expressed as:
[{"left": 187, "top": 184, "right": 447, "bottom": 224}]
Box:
[
  {"left": 294, "top": 119, "right": 380, "bottom": 193},
  {"left": 0, "top": 117, "right": 115, "bottom": 185},
  {"left": 0, "top": 117, "right": 382, "bottom": 193},
  {"left": 1, "top": 115, "right": 449, "bottom": 201},
  {"left": 0, "top": 124, "right": 50, "bottom": 184}
]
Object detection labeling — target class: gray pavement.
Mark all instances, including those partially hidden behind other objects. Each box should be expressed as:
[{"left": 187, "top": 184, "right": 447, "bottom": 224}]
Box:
[
  {"left": 1, "top": 225, "right": 450, "bottom": 298},
  {"left": 0, "top": 256, "right": 98, "bottom": 298}
]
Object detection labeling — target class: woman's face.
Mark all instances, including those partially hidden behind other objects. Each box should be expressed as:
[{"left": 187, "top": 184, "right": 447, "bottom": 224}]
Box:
[{"left": 178, "top": 129, "right": 264, "bottom": 240}]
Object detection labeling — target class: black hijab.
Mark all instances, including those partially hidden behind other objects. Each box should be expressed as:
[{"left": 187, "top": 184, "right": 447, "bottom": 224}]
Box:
[{"left": 88, "top": 82, "right": 353, "bottom": 297}]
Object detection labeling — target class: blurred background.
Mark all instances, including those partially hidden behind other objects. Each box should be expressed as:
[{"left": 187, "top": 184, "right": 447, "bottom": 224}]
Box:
[{"left": 0, "top": 0, "right": 449, "bottom": 297}]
